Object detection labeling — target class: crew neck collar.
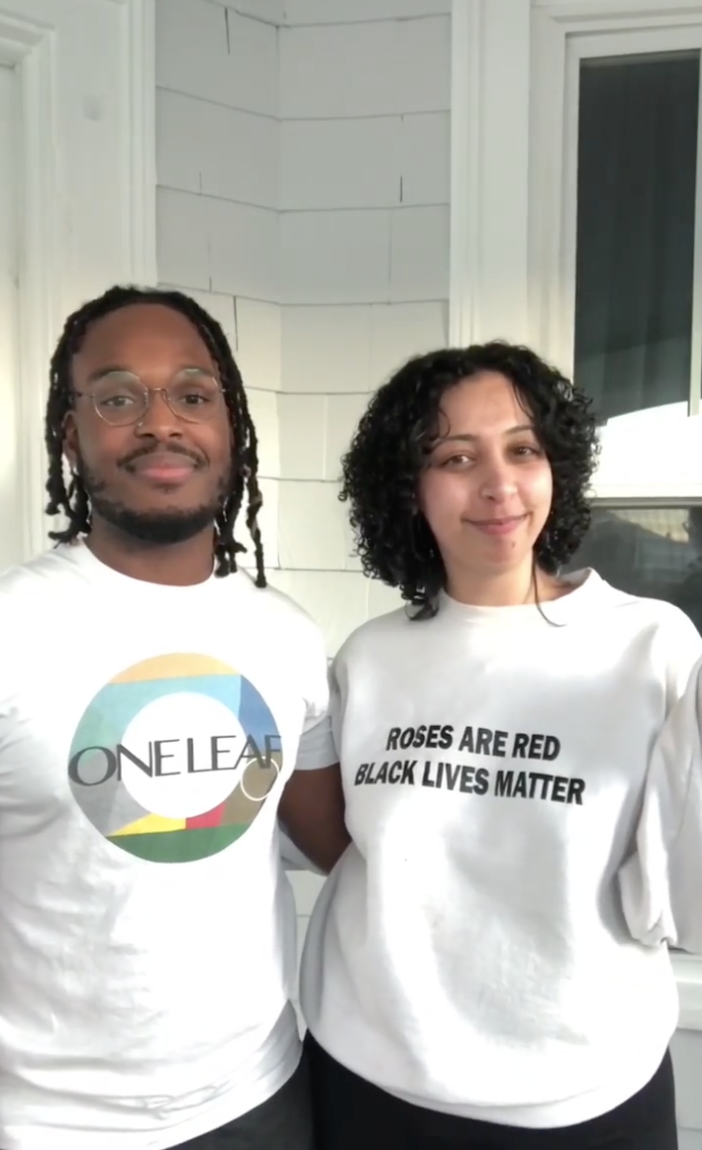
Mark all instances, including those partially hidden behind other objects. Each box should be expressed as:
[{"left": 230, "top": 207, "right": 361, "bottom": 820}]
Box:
[
  {"left": 436, "top": 569, "right": 602, "bottom": 626},
  {"left": 55, "top": 539, "right": 222, "bottom": 592}
]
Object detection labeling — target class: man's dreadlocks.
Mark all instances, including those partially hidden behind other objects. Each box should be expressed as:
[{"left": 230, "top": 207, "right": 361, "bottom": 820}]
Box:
[{"left": 44, "top": 284, "right": 266, "bottom": 586}]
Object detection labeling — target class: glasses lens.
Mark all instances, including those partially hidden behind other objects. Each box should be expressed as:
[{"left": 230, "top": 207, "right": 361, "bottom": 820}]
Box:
[
  {"left": 92, "top": 375, "right": 147, "bottom": 426},
  {"left": 167, "top": 373, "right": 222, "bottom": 423}
]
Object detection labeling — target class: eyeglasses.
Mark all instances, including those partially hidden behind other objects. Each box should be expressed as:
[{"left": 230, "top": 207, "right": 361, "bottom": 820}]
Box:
[{"left": 73, "top": 370, "right": 224, "bottom": 427}]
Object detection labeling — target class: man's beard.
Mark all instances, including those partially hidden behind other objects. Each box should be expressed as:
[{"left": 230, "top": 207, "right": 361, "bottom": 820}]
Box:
[{"left": 77, "top": 458, "right": 231, "bottom": 547}]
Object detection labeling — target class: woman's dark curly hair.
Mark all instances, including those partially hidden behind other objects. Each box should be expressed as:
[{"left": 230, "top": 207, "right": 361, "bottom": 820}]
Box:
[{"left": 340, "top": 341, "right": 599, "bottom": 619}]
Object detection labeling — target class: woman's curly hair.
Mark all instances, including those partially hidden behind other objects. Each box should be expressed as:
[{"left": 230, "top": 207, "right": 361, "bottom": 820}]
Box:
[{"left": 340, "top": 341, "right": 600, "bottom": 619}]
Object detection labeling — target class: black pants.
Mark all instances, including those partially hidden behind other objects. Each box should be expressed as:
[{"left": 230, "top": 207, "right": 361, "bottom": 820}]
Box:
[
  {"left": 174, "top": 1055, "right": 314, "bottom": 1149},
  {"left": 306, "top": 1034, "right": 678, "bottom": 1150}
]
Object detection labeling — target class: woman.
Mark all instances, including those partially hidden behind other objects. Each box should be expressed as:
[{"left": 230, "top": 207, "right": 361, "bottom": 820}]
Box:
[{"left": 300, "top": 343, "right": 702, "bottom": 1150}]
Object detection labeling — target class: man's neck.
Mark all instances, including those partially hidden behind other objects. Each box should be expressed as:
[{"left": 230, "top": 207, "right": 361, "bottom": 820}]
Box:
[{"left": 86, "top": 522, "right": 216, "bottom": 586}]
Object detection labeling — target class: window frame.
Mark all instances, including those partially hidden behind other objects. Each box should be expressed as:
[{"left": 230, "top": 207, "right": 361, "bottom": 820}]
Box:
[
  {"left": 528, "top": 5, "right": 702, "bottom": 496},
  {"left": 532, "top": 19, "right": 702, "bottom": 417}
]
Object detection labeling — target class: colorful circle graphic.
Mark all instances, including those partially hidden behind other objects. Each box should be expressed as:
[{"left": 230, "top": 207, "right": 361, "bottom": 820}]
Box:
[{"left": 68, "top": 653, "right": 283, "bottom": 863}]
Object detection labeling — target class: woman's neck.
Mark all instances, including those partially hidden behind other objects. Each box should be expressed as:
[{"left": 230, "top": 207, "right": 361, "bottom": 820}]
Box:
[{"left": 445, "top": 561, "right": 569, "bottom": 608}]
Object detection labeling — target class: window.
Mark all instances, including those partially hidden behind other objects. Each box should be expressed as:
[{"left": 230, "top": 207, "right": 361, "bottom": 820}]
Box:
[
  {"left": 574, "top": 52, "right": 700, "bottom": 424},
  {"left": 529, "top": 8, "right": 702, "bottom": 447},
  {"left": 565, "top": 500, "right": 702, "bottom": 635}
]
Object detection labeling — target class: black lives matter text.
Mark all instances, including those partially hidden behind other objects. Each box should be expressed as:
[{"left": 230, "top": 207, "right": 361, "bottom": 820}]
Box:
[{"left": 352, "top": 722, "right": 585, "bottom": 805}]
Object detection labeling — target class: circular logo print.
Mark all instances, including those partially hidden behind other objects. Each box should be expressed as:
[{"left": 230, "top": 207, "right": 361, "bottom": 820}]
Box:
[{"left": 68, "top": 653, "right": 283, "bottom": 863}]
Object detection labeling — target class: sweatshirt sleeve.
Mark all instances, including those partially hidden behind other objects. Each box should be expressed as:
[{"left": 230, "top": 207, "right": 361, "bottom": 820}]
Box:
[{"left": 619, "top": 655, "right": 702, "bottom": 955}]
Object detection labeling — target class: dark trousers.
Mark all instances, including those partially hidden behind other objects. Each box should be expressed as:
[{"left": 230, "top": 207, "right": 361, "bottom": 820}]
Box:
[
  {"left": 175, "top": 1055, "right": 314, "bottom": 1150},
  {"left": 306, "top": 1033, "right": 678, "bottom": 1150}
]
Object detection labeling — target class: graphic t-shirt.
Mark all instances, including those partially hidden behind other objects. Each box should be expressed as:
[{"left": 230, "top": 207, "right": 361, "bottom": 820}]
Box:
[
  {"left": 0, "top": 543, "right": 335, "bottom": 1150},
  {"left": 300, "top": 571, "right": 702, "bottom": 1129}
]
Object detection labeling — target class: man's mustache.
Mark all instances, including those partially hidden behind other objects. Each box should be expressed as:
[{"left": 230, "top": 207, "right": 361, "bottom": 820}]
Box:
[{"left": 118, "top": 444, "right": 206, "bottom": 471}]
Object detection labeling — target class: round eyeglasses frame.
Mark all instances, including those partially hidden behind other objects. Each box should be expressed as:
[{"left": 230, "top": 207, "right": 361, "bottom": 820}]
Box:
[{"left": 72, "top": 377, "right": 225, "bottom": 427}]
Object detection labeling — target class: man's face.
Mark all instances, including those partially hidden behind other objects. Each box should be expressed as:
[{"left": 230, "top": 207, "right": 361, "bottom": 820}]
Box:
[{"left": 63, "top": 303, "right": 234, "bottom": 546}]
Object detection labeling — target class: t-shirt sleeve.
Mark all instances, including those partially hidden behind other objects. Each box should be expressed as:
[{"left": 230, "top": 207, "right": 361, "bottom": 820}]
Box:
[
  {"left": 619, "top": 653, "right": 702, "bottom": 955},
  {"left": 279, "top": 647, "right": 340, "bottom": 871},
  {"left": 294, "top": 709, "right": 337, "bottom": 770},
  {"left": 292, "top": 630, "right": 338, "bottom": 771}
]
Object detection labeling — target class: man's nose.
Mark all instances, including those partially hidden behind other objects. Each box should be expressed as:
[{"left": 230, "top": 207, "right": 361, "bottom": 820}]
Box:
[{"left": 134, "top": 388, "right": 183, "bottom": 436}]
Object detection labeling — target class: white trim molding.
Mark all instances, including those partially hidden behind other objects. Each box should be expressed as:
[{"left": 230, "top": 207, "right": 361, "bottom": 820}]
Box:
[
  {"left": 448, "top": 0, "right": 481, "bottom": 347},
  {"left": 123, "top": 0, "right": 157, "bottom": 287},
  {"left": 0, "top": 0, "right": 156, "bottom": 562},
  {"left": 449, "top": 0, "right": 531, "bottom": 347}
]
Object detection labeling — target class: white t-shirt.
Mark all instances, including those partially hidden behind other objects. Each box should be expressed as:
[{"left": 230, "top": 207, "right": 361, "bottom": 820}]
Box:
[
  {"left": 0, "top": 542, "right": 333, "bottom": 1150},
  {"left": 300, "top": 570, "right": 702, "bottom": 1129}
]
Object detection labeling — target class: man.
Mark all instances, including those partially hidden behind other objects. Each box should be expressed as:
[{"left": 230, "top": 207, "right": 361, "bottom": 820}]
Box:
[{"left": 0, "top": 286, "right": 347, "bottom": 1150}]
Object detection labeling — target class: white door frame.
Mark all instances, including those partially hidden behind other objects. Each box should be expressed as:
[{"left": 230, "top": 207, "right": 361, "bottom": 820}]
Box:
[{"left": 0, "top": 0, "right": 156, "bottom": 561}]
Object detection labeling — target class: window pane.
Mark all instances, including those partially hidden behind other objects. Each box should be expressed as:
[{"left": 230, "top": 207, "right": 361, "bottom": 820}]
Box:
[
  {"left": 566, "top": 504, "right": 702, "bottom": 634},
  {"left": 574, "top": 52, "right": 699, "bottom": 422}
]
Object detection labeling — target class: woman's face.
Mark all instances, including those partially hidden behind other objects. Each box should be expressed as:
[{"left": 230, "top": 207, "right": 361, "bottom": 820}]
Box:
[{"left": 418, "top": 372, "right": 554, "bottom": 585}]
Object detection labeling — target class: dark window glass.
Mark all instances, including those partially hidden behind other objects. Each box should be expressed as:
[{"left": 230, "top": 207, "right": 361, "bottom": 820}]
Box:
[
  {"left": 574, "top": 52, "right": 699, "bottom": 422},
  {"left": 565, "top": 503, "right": 702, "bottom": 635}
]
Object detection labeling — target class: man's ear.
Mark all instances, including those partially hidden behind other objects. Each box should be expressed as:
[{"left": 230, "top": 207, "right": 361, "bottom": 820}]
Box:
[{"left": 62, "top": 412, "right": 78, "bottom": 473}]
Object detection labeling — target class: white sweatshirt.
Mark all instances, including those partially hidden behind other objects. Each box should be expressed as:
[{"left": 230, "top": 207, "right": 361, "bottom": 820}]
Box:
[
  {"left": 620, "top": 650, "right": 702, "bottom": 956},
  {"left": 300, "top": 571, "right": 702, "bottom": 1129}
]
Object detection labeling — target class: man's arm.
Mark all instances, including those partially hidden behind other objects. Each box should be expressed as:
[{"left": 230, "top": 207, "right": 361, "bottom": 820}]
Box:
[
  {"left": 278, "top": 762, "right": 350, "bottom": 874},
  {"left": 278, "top": 630, "right": 351, "bottom": 873}
]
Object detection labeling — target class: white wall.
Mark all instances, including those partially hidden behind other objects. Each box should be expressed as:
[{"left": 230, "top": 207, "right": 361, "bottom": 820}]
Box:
[
  {"left": 156, "top": 0, "right": 451, "bottom": 644},
  {"left": 271, "top": 0, "right": 451, "bottom": 653}
]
